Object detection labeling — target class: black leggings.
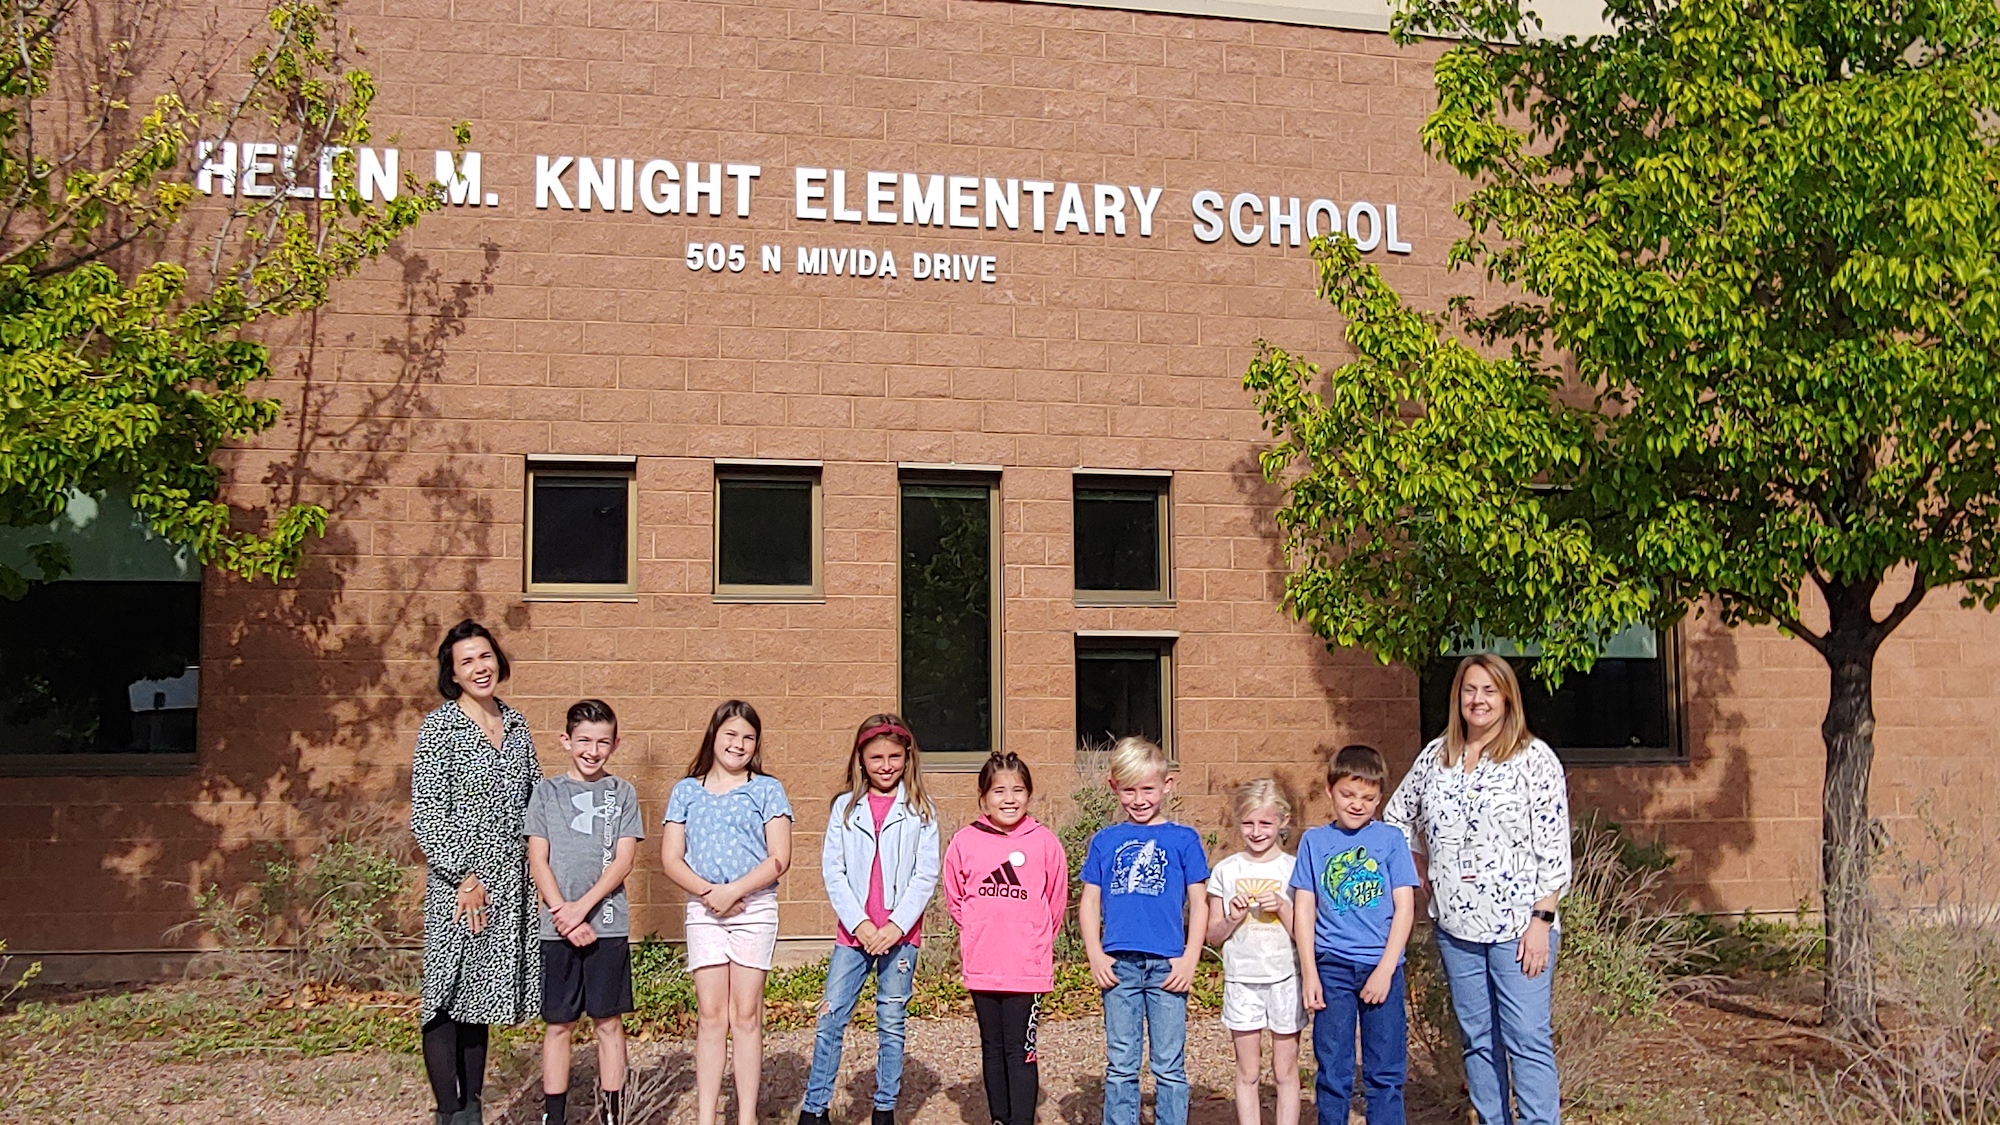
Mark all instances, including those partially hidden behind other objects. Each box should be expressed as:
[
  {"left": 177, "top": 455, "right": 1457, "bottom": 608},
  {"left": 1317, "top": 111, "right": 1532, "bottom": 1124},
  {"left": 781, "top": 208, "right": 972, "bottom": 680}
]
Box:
[
  {"left": 422, "top": 1017, "right": 489, "bottom": 1113},
  {"left": 971, "top": 991, "right": 1041, "bottom": 1125}
]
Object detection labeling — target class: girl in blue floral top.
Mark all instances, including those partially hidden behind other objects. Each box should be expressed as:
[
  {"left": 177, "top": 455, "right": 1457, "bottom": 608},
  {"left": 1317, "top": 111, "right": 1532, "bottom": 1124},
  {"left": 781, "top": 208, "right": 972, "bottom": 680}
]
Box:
[{"left": 660, "top": 700, "right": 794, "bottom": 1125}]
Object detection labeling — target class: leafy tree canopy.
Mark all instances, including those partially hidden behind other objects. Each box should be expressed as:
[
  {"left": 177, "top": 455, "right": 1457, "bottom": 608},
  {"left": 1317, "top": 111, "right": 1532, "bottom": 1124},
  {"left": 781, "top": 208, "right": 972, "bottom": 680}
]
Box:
[
  {"left": 1244, "top": 0, "right": 2000, "bottom": 1036},
  {"left": 0, "top": 0, "right": 449, "bottom": 594}
]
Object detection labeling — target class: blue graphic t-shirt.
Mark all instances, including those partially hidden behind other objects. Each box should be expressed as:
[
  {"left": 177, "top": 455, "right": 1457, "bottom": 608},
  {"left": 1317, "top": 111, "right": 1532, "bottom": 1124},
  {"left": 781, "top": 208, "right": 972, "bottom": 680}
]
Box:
[
  {"left": 1081, "top": 821, "right": 1210, "bottom": 958},
  {"left": 1290, "top": 820, "right": 1419, "bottom": 967}
]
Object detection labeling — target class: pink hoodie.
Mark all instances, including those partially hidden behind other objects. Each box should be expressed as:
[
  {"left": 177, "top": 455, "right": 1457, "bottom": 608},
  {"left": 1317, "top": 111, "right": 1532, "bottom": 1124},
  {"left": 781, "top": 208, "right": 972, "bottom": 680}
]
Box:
[{"left": 943, "top": 815, "right": 1068, "bottom": 993}]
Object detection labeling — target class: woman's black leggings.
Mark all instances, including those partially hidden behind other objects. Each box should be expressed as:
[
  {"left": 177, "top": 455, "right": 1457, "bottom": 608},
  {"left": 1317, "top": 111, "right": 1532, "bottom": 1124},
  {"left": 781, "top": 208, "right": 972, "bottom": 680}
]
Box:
[
  {"left": 421, "top": 1017, "right": 489, "bottom": 1113},
  {"left": 971, "top": 991, "right": 1041, "bottom": 1125}
]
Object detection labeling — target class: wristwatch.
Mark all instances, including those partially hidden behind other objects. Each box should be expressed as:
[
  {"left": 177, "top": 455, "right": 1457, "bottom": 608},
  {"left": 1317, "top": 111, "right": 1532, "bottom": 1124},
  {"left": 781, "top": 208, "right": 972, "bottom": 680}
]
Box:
[{"left": 1530, "top": 909, "right": 1557, "bottom": 924}]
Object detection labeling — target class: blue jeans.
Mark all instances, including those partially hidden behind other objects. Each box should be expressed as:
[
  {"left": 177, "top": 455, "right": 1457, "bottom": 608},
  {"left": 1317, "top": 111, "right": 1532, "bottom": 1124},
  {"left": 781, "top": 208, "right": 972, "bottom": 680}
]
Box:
[
  {"left": 1311, "top": 956, "right": 1407, "bottom": 1125},
  {"left": 802, "top": 942, "right": 919, "bottom": 1113},
  {"left": 1102, "top": 952, "right": 1189, "bottom": 1125},
  {"left": 1435, "top": 929, "right": 1561, "bottom": 1125}
]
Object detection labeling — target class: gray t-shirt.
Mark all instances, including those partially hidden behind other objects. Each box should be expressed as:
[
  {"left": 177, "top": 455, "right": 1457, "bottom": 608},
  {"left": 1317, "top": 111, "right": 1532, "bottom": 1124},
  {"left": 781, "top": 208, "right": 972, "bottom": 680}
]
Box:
[{"left": 524, "top": 774, "right": 646, "bottom": 940}]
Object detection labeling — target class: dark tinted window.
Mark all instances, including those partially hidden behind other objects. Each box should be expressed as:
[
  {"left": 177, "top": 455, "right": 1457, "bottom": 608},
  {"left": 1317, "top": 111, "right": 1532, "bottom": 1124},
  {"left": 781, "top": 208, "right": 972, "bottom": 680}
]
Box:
[
  {"left": 717, "top": 476, "right": 814, "bottom": 588},
  {"left": 1418, "top": 633, "right": 1677, "bottom": 763},
  {"left": 901, "top": 483, "right": 992, "bottom": 753},
  {"left": 530, "top": 474, "right": 629, "bottom": 586},
  {"left": 1077, "top": 646, "right": 1165, "bottom": 750},
  {"left": 0, "top": 581, "right": 200, "bottom": 755},
  {"left": 1075, "top": 486, "right": 1161, "bottom": 592}
]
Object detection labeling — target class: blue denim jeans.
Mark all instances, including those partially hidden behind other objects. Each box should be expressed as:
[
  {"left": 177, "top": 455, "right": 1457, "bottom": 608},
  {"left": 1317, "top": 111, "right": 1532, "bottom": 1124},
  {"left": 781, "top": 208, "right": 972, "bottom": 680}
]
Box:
[
  {"left": 1311, "top": 956, "right": 1408, "bottom": 1125},
  {"left": 1435, "top": 929, "right": 1561, "bottom": 1125},
  {"left": 802, "top": 942, "right": 919, "bottom": 1113},
  {"left": 1102, "top": 952, "right": 1189, "bottom": 1125}
]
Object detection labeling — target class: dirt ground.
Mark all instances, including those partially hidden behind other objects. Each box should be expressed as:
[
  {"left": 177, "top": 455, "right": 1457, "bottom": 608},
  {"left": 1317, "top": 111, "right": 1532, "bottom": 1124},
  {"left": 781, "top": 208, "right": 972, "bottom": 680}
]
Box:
[{"left": 13, "top": 976, "right": 1832, "bottom": 1125}]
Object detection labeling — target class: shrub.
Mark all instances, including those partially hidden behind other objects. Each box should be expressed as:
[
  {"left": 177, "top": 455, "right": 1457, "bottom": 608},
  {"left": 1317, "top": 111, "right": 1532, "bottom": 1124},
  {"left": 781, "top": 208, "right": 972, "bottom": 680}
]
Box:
[
  {"left": 1801, "top": 797, "right": 2000, "bottom": 1124},
  {"left": 174, "top": 811, "right": 418, "bottom": 991},
  {"left": 1403, "top": 814, "right": 1719, "bottom": 1111}
]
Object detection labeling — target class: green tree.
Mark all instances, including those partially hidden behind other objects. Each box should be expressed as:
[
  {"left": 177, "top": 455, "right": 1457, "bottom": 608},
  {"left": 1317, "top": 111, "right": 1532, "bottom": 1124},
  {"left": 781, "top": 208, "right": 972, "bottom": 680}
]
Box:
[
  {"left": 1243, "top": 0, "right": 2000, "bottom": 1038},
  {"left": 0, "top": 0, "right": 449, "bottom": 592}
]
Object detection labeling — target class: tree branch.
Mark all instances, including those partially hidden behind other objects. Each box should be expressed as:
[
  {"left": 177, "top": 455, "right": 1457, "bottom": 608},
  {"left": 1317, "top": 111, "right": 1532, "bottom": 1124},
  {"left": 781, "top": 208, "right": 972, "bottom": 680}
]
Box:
[{"left": 1871, "top": 571, "right": 1928, "bottom": 641}]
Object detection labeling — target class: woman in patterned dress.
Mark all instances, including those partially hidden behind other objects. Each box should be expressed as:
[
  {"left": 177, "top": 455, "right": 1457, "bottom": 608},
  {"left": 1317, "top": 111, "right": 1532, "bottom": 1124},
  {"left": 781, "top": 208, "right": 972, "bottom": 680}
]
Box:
[
  {"left": 1384, "top": 654, "right": 1572, "bottom": 1125},
  {"left": 411, "top": 619, "right": 541, "bottom": 1125}
]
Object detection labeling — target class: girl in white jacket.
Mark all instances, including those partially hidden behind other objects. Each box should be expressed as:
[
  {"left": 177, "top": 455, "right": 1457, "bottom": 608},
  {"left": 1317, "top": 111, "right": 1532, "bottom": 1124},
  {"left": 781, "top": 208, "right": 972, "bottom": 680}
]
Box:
[{"left": 797, "top": 713, "right": 942, "bottom": 1125}]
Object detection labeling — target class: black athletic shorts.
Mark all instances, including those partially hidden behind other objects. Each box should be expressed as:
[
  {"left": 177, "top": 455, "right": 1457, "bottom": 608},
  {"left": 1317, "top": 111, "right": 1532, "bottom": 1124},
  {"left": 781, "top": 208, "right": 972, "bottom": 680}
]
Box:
[{"left": 540, "top": 936, "right": 634, "bottom": 1024}]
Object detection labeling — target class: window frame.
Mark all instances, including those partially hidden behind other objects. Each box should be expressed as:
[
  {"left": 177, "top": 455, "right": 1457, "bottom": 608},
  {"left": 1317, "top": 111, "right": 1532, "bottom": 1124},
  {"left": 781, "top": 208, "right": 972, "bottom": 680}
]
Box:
[
  {"left": 1074, "top": 630, "right": 1177, "bottom": 761},
  {"left": 712, "top": 459, "right": 825, "bottom": 603},
  {"left": 523, "top": 455, "right": 639, "bottom": 600},
  {"left": 1072, "top": 468, "right": 1173, "bottom": 607},
  {"left": 897, "top": 464, "right": 1003, "bottom": 771},
  {"left": 1425, "top": 624, "right": 1686, "bottom": 767}
]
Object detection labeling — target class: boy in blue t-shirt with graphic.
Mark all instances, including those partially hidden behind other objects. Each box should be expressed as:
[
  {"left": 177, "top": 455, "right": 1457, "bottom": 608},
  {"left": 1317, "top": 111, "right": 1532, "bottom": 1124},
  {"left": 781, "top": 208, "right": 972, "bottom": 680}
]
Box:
[
  {"left": 1080, "top": 736, "right": 1211, "bottom": 1125},
  {"left": 1290, "top": 744, "right": 1419, "bottom": 1125}
]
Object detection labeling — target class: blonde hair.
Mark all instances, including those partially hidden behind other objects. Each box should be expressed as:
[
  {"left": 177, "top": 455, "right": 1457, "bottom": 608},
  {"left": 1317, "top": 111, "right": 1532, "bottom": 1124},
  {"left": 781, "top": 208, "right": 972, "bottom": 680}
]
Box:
[
  {"left": 1229, "top": 778, "right": 1292, "bottom": 823},
  {"left": 836, "top": 712, "right": 935, "bottom": 825},
  {"left": 1443, "top": 653, "right": 1532, "bottom": 768},
  {"left": 1107, "top": 735, "right": 1171, "bottom": 786}
]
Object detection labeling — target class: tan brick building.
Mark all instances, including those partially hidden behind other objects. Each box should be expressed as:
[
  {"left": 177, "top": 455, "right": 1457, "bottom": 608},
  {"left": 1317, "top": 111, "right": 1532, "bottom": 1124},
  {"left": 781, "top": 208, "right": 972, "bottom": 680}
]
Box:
[{"left": 3, "top": 0, "right": 1995, "bottom": 961}]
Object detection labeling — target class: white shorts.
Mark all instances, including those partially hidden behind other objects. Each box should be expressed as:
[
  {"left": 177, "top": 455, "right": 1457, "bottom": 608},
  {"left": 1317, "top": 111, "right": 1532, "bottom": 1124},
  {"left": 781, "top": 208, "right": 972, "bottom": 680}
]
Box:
[
  {"left": 684, "top": 887, "right": 779, "bottom": 971},
  {"left": 1221, "top": 976, "right": 1307, "bottom": 1034}
]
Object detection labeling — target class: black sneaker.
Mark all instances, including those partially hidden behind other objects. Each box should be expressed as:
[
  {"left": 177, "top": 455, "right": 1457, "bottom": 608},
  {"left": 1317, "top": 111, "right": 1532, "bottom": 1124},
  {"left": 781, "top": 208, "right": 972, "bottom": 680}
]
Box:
[
  {"left": 798, "top": 1110, "right": 831, "bottom": 1125},
  {"left": 873, "top": 1111, "right": 895, "bottom": 1125}
]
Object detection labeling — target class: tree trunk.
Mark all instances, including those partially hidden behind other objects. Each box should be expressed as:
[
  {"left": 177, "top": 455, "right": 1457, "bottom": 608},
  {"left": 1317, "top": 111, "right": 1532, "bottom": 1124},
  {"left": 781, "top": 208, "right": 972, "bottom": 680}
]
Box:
[{"left": 1818, "top": 582, "right": 1882, "bottom": 1040}]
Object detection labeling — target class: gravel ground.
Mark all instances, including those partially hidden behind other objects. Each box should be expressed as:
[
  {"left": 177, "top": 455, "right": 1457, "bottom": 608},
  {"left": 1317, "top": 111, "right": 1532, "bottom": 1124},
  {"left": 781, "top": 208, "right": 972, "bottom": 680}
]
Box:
[{"left": 36, "top": 1013, "right": 1390, "bottom": 1125}]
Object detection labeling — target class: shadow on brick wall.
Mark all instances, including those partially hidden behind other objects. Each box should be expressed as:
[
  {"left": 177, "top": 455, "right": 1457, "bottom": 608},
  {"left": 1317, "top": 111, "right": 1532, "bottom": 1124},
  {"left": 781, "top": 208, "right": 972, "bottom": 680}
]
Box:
[{"left": 25, "top": 242, "right": 510, "bottom": 954}]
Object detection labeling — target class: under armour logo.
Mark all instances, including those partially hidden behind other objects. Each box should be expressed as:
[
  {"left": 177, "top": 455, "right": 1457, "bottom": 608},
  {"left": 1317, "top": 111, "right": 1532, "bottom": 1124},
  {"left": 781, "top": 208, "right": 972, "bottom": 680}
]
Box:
[{"left": 569, "top": 791, "right": 598, "bottom": 833}]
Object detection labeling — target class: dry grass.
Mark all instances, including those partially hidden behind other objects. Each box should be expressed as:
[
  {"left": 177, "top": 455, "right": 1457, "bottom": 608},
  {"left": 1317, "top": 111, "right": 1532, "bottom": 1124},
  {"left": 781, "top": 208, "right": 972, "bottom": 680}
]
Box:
[{"left": 1800, "top": 799, "right": 2000, "bottom": 1124}]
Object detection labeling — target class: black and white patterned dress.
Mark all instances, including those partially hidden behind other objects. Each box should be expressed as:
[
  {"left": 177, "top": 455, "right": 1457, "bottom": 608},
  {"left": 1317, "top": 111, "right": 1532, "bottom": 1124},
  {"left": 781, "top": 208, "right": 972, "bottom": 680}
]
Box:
[{"left": 411, "top": 701, "right": 541, "bottom": 1025}]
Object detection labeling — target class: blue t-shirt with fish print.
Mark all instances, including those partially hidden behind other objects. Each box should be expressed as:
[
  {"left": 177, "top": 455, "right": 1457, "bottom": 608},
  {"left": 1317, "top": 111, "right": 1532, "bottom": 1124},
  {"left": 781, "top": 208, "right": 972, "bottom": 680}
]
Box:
[
  {"left": 1082, "top": 821, "right": 1210, "bottom": 958},
  {"left": 1290, "top": 820, "right": 1419, "bottom": 967}
]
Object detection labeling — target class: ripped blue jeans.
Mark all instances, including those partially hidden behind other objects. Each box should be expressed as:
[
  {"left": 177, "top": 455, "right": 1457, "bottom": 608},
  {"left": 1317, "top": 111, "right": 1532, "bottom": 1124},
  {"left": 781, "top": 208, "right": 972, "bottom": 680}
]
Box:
[{"left": 802, "top": 941, "right": 919, "bottom": 1112}]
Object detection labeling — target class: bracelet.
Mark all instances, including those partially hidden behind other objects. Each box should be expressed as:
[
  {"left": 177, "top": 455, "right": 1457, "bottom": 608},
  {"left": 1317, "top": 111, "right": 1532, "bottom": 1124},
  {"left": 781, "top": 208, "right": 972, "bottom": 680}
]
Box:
[{"left": 1530, "top": 908, "right": 1557, "bottom": 924}]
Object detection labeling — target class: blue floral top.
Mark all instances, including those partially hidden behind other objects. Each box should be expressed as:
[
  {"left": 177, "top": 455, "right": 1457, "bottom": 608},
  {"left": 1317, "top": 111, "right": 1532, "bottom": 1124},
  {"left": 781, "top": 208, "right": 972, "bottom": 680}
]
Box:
[{"left": 664, "top": 773, "right": 793, "bottom": 884}]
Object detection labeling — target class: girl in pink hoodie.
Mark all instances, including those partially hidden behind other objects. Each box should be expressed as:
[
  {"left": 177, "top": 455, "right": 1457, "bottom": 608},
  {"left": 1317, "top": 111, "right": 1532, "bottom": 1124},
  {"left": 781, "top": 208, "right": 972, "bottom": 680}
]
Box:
[{"left": 943, "top": 752, "right": 1068, "bottom": 1125}]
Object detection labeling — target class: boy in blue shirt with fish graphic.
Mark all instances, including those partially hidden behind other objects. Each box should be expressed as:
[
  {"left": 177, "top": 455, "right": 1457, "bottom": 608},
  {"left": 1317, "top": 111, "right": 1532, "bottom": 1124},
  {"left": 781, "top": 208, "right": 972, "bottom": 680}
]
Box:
[{"left": 1290, "top": 744, "right": 1419, "bottom": 1125}]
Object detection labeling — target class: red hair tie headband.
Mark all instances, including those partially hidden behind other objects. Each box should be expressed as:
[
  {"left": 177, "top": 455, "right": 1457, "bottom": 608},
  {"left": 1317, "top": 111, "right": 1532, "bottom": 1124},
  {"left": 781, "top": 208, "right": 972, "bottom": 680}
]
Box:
[{"left": 856, "top": 723, "right": 913, "bottom": 749}]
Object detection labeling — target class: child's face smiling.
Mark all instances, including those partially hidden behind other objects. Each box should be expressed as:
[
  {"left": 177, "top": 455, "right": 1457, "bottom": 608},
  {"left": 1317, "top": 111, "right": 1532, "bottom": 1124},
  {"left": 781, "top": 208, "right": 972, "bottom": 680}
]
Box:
[
  {"left": 562, "top": 720, "right": 617, "bottom": 780},
  {"left": 1237, "top": 804, "right": 1286, "bottom": 857},
  {"left": 1113, "top": 768, "right": 1172, "bottom": 824},
  {"left": 982, "top": 771, "right": 1031, "bottom": 828},
  {"left": 860, "top": 737, "right": 907, "bottom": 792},
  {"left": 1330, "top": 777, "right": 1382, "bottom": 830},
  {"left": 712, "top": 716, "right": 759, "bottom": 775}
]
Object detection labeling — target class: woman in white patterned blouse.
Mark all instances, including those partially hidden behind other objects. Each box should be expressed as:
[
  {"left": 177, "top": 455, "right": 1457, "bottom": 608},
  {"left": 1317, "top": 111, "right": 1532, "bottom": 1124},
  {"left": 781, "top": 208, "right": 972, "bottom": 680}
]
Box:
[{"left": 1384, "top": 654, "right": 1571, "bottom": 1125}]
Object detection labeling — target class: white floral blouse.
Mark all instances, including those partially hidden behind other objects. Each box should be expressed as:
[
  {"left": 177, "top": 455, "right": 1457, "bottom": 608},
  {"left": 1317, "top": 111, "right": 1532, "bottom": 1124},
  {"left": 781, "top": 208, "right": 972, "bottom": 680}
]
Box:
[{"left": 1384, "top": 736, "right": 1572, "bottom": 944}]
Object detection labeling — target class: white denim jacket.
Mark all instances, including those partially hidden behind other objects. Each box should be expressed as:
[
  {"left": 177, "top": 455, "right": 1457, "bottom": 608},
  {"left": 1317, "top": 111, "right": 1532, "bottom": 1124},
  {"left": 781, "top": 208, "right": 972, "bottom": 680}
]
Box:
[
  {"left": 1384, "top": 736, "right": 1572, "bottom": 944},
  {"left": 822, "top": 783, "right": 942, "bottom": 937}
]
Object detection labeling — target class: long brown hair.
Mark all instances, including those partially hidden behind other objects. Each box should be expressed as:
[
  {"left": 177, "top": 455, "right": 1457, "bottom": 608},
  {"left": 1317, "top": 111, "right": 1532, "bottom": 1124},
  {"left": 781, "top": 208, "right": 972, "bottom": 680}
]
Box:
[
  {"left": 836, "top": 712, "right": 934, "bottom": 825},
  {"left": 686, "top": 699, "right": 765, "bottom": 778},
  {"left": 1442, "top": 654, "right": 1532, "bottom": 768}
]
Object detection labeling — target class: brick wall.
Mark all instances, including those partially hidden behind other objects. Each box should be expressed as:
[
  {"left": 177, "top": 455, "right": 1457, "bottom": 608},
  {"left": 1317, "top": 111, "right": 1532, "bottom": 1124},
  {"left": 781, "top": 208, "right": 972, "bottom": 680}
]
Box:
[{"left": 4, "top": 0, "right": 1995, "bottom": 951}]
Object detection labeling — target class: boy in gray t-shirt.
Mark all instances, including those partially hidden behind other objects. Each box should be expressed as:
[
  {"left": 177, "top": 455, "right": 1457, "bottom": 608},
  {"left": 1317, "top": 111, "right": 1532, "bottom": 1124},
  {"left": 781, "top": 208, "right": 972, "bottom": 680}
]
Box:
[{"left": 525, "top": 700, "right": 645, "bottom": 1125}]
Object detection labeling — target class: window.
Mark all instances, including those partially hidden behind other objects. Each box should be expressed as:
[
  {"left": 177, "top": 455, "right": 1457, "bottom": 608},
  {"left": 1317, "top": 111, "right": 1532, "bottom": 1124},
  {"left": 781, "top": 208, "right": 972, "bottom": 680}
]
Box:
[
  {"left": 1076, "top": 634, "right": 1175, "bottom": 756},
  {"left": 0, "top": 490, "right": 200, "bottom": 771},
  {"left": 1073, "top": 471, "right": 1171, "bottom": 604},
  {"left": 525, "top": 457, "right": 637, "bottom": 597},
  {"left": 1417, "top": 624, "right": 1682, "bottom": 765},
  {"left": 714, "top": 461, "right": 822, "bottom": 600},
  {"left": 900, "top": 470, "right": 1000, "bottom": 758}
]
